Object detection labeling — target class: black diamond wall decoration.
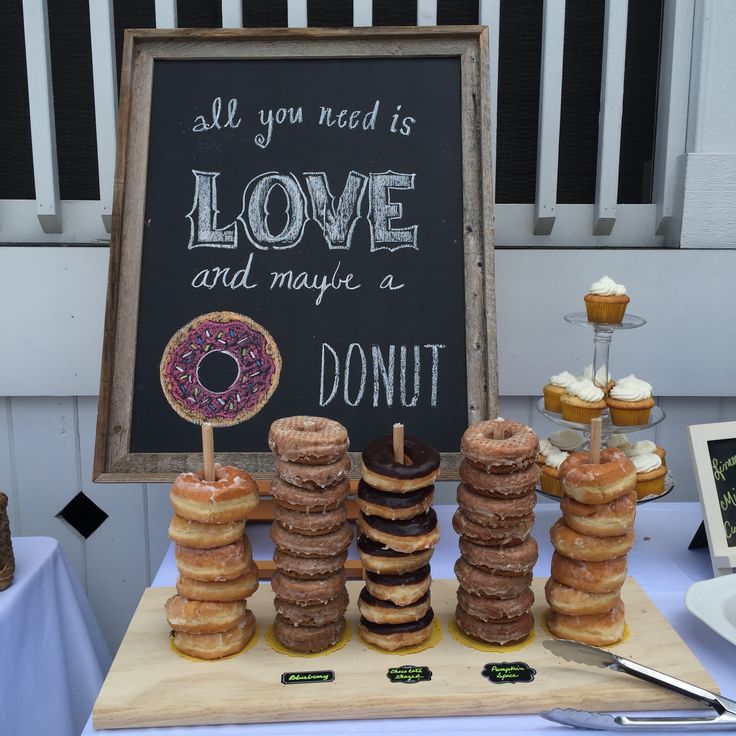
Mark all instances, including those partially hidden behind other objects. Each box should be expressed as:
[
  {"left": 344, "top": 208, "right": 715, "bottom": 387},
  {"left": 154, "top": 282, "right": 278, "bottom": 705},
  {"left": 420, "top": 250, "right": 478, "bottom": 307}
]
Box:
[{"left": 57, "top": 492, "right": 108, "bottom": 539}]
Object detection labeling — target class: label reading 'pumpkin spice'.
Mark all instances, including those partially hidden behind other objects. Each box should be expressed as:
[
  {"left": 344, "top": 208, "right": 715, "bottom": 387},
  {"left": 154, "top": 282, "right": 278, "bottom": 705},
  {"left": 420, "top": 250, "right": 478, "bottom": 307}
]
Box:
[{"left": 481, "top": 662, "right": 536, "bottom": 685}]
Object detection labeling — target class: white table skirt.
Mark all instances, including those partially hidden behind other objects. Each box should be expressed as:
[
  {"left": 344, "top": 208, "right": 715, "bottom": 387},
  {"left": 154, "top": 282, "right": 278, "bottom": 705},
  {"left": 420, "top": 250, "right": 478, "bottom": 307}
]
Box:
[
  {"left": 84, "top": 502, "right": 733, "bottom": 736},
  {"left": 3, "top": 537, "right": 111, "bottom": 736}
]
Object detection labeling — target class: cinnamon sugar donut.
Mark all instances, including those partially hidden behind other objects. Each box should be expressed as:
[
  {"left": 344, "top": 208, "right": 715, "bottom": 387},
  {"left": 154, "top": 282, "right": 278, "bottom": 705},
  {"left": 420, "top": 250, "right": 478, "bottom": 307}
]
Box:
[
  {"left": 561, "top": 492, "right": 636, "bottom": 537},
  {"left": 358, "top": 588, "right": 431, "bottom": 625},
  {"left": 361, "top": 435, "right": 440, "bottom": 492},
  {"left": 452, "top": 509, "right": 534, "bottom": 547},
  {"left": 358, "top": 608, "right": 434, "bottom": 651},
  {"left": 275, "top": 504, "right": 347, "bottom": 536},
  {"left": 547, "top": 598, "right": 625, "bottom": 646},
  {"left": 455, "top": 605, "right": 534, "bottom": 645},
  {"left": 274, "top": 588, "right": 349, "bottom": 626},
  {"left": 168, "top": 515, "right": 245, "bottom": 549},
  {"left": 364, "top": 565, "right": 431, "bottom": 606},
  {"left": 544, "top": 578, "right": 620, "bottom": 616},
  {"left": 550, "top": 518, "right": 634, "bottom": 562},
  {"left": 357, "top": 481, "right": 434, "bottom": 521},
  {"left": 459, "top": 535, "right": 538, "bottom": 575},
  {"left": 459, "top": 459, "right": 540, "bottom": 498},
  {"left": 269, "top": 477, "right": 349, "bottom": 513},
  {"left": 275, "top": 455, "right": 351, "bottom": 490},
  {"left": 176, "top": 562, "right": 258, "bottom": 601},
  {"left": 457, "top": 586, "right": 534, "bottom": 621},
  {"left": 358, "top": 535, "right": 433, "bottom": 575},
  {"left": 273, "top": 548, "right": 347, "bottom": 578},
  {"left": 551, "top": 552, "right": 627, "bottom": 594},
  {"left": 359, "top": 509, "right": 439, "bottom": 553},
  {"left": 454, "top": 558, "right": 533, "bottom": 599},
  {"left": 461, "top": 420, "right": 539, "bottom": 473},
  {"left": 271, "top": 569, "right": 347, "bottom": 606},
  {"left": 172, "top": 610, "right": 255, "bottom": 659},
  {"left": 270, "top": 522, "right": 352, "bottom": 558},
  {"left": 175, "top": 537, "right": 252, "bottom": 581},
  {"left": 457, "top": 483, "right": 537, "bottom": 522},
  {"left": 268, "top": 416, "right": 348, "bottom": 465},
  {"left": 273, "top": 614, "right": 346, "bottom": 653},
  {"left": 170, "top": 465, "right": 259, "bottom": 523},
  {"left": 165, "top": 595, "right": 246, "bottom": 634},
  {"left": 559, "top": 448, "right": 636, "bottom": 504}
]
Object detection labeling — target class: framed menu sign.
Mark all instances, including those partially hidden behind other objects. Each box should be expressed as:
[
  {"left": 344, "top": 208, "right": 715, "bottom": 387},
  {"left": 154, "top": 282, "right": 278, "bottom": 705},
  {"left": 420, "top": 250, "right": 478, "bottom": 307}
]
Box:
[
  {"left": 93, "top": 27, "right": 496, "bottom": 482},
  {"left": 688, "top": 421, "right": 736, "bottom": 576}
]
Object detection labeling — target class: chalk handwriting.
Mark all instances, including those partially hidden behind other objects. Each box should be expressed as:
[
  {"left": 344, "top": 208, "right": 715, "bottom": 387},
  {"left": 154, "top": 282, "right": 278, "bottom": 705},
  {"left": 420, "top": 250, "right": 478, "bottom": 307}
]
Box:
[
  {"left": 255, "top": 106, "right": 303, "bottom": 149},
  {"left": 269, "top": 261, "right": 361, "bottom": 306},
  {"left": 192, "top": 97, "right": 241, "bottom": 132}
]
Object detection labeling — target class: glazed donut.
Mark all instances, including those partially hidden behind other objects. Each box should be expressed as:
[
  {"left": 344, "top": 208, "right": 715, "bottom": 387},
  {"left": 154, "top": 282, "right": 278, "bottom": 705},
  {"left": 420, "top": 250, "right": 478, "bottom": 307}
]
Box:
[
  {"left": 175, "top": 537, "right": 252, "bottom": 581},
  {"left": 168, "top": 515, "right": 245, "bottom": 549},
  {"left": 170, "top": 465, "right": 259, "bottom": 523},
  {"left": 270, "top": 521, "right": 352, "bottom": 558},
  {"left": 452, "top": 509, "right": 534, "bottom": 547},
  {"left": 269, "top": 477, "right": 349, "bottom": 513},
  {"left": 454, "top": 557, "right": 533, "bottom": 599},
  {"left": 271, "top": 569, "right": 347, "bottom": 606},
  {"left": 455, "top": 605, "right": 534, "bottom": 645},
  {"left": 273, "top": 614, "right": 346, "bottom": 653},
  {"left": 160, "top": 312, "right": 280, "bottom": 426},
  {"left": 364, "top": 565, "right": 431, "bottom": 606},
  {"left": 176, "top": 562, "right": 259, "bottom": 601},
  {"left": 551, "top": 552, "right": 627, "bottom": 594},
  {"left": 547, "top": 598, "right": 625, "bottom": 646},
  {"left": 559, "top": 448, "right": 636, "bottom": 504},
  {"left": 561, "top": 492, "right": 637, "bottom": 537},
  {"left": 457, "top": 586, "right": 534, "bottom": 622},
  {"left": 273, "top": 548, "right": 347, "bottom": 578},
  {"left": 357, "top": 481, "right": 434, "bottom": 521},
  {"left": 275, "top": 504, "right": 347, "bottom": 536},
  {"left": 358, "top": 534, "right": 433, "bottom": 575},
  {"left": 275, "top": 455, "right": 351, "bottom": 490},
  {"left": 461, "top": 420, "right": 539, "bottom": 473},
  {"left": 172, "top": 610, "right": 255, "bottom": 660},
  {"left": 544, "top": 578, "right": 620, "bottom": 616},
  {"left": 358, "top": 588, "right": 431, "bottom": 625},
  {"left": 274, "top": 588, "right": 349, "bottom": 627},
  {"left": 457, "top": 483, "right": 536, "bottom": 522},
  {"left": 459, "top": 535, "right": 538, "bottom": 576},
  {"left": 361, "top": 435, "right": 440, "bottom": 492},
  {"left": 459, "top": 459, "right": 540, "bottom": 498},
  {"left": 269, "top": 416, "right": 349, "bottom": 465},
  {"left": 358, "top": 608, "right": 434, "bottom": 651},
  {"left": 165, "top": 595, "right": 246, "bottom": 634},
  {"left": 550, "top": 518, "right": 634, "bottom": 562},
  {"left": 358, "top": 509, "right": 439, "bottom": 553}
]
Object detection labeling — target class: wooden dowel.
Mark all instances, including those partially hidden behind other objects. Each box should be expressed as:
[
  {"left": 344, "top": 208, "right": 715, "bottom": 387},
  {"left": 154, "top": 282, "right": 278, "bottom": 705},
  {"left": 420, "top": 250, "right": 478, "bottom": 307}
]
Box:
[
  {"left": 493, "top": 420, "right": 504, "bottom": 439},
  {"left": 393, "top": 423, "right": 405, "bottom": 464},
  {"left": 590, "top": 417, "right": 602, "bottom": 464},
  {"left": 202, "top": 422, "right": 215, "bottom": 481}
]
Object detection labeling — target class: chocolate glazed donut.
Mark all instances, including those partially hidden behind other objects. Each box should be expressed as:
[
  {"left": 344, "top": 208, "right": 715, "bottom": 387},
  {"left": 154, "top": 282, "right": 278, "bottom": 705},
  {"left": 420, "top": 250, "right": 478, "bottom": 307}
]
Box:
[
  {"left": 357, "top": 481, "right": 434, "bottom": 520},
  {"left": 357, "top": 535, "right": 433, "bottom": 574},
  {"left": 361, "top": 435, "right": 440, "bottom": 492},
  {"left": 358, "top": 607, "right": 435, "bottom": 651},
  {"left": 359, "top": 509, "right": 440, "bottom": 553}
]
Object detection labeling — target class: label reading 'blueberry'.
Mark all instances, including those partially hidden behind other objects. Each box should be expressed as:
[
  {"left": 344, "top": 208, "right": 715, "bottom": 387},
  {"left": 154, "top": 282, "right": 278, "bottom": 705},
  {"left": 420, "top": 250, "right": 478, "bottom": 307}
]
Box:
[
  {"left": 281, "top": 670, "right": 335, "bottom": 685},
  {"left": 481, "top": 662, "right": 536, "bottom": 685},
  {"left": 386, "top": 665, "right": 433, "bottom": 684}
]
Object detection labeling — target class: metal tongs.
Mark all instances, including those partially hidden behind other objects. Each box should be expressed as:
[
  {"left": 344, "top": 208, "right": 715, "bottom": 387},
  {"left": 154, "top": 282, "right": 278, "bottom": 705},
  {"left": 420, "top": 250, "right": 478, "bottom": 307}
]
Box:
[{"left": 540, "top": 639, "right": 736, "bottom": 731}]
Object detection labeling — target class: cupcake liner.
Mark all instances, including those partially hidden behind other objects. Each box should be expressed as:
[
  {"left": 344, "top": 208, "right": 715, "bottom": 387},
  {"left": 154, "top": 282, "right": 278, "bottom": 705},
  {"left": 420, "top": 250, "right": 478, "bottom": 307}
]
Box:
[
  {"left": 636, "top": 473, "right": 666, "bottom": 500},
  {"left": 609, "top": 406, "right": 652, "bottom": 426},
  {"left": 584, "top": 300, "right": 628, "bottom": 324},
  {"left": 560, "top": 402, "right": 604, "bottom": 424},
  {"left": 543, "top": 386, "right": 564, "bottom": 413},
  {"left": 540, "top": 472, "right": 562, "bottom": 497}
]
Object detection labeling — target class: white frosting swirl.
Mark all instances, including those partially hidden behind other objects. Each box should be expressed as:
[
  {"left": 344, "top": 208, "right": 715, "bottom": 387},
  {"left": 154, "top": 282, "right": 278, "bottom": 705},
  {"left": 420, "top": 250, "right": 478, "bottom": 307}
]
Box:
[
  {"left": 538, "top": 438, "right": 555, "bottom": 458},
  {"left": 549, "top": 370, "right": 577, "bottom": 388},
  {"left": 545, "top": 448, "right": 569, "bottom": 469},
  {"left": 625, "top": 440, "right": 657, "bottom": 457},
  {"left": 631, "top": 452, "right": 662, "bottom": 474},
  {"left": 607, "top": 433, "right": 630, "bottom": 449},
  {"left": 567, "top": 379, "right": 604, "bottom": 403},
  {"left": 581, "top": 363, "right": 612, "bottom": 385},
  {"left": 610, "top": 374, "right": 653, "bottom": 401},
  {"left": 589, "top": 275, "right": 626, "bottom": 296},
  {"left": 549, "top": 430, "right": 584, "bottom": 452}
]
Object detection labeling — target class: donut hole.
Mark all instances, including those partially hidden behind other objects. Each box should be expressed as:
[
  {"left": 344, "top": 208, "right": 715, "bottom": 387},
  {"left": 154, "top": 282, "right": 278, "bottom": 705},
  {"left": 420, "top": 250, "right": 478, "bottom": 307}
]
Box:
[{"left": 197, "top": 351, "right": 239, "bottom": 393}]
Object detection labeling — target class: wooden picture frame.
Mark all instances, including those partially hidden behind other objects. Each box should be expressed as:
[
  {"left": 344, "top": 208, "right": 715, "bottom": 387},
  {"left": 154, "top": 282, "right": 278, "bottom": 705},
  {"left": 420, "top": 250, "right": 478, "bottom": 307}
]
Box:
[
  {"left": 94, "top": 27, "right": 496, "bottom": 483},
  {"left": 688, "top": 421, "right": 736, "bottom": 577}
]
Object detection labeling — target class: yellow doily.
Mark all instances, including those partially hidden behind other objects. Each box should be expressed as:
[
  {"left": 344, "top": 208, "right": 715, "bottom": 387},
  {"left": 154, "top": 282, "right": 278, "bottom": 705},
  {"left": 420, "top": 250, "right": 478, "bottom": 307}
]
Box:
[
  {"left": 448, "top": 615, "right": 536, "bottom": 652},
  {"left": 169, "top": 625, "right": 259, "bottom": 662},
  {"left": 265, "top": 622, "right": 352, "bottom": 658},
  {"left": 360, "top": 615, "right": 442, "bottom": 655},
  {"left": 539, "top": 609, "right": 631, "bottom": 647}
]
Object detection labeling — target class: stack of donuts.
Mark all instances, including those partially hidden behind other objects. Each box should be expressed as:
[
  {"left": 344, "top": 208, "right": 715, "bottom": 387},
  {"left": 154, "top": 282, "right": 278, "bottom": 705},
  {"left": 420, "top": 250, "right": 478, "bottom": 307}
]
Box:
[
  {"left": 165, "top": 464, "right": 260, "bottom": 659},
  {"left": 546, "top": 447, "right": 637, "bottom": 646},
  {"left": 356, "top": 432, "right": 441, "bottom": 650},
  {"left": 454, "top": 419, "right": 540, "bottom": 645},
  {"left": 268, "top": 416, "right": 352, "bottom": 653}
]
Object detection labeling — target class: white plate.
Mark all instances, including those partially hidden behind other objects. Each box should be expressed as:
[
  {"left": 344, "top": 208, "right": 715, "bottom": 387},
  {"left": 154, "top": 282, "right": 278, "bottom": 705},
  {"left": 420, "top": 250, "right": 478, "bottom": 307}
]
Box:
[{"left": 686, "top": 574, "right": 736, "bottom": 645}]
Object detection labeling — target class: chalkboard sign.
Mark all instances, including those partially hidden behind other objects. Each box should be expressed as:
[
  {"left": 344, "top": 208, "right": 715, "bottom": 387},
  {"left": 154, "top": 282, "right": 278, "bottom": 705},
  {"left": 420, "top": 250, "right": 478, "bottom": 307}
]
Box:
[
  {"left": 689, "top": 421, "right": 736, "bottom": 576},
  {"left": 94, "top": 28, "right": 496, "bottom": 482}
]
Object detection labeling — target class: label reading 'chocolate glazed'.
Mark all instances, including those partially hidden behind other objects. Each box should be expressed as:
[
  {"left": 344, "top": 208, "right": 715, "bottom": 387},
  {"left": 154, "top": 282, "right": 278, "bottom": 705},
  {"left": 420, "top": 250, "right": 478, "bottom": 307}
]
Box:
[
  {"left": 481, "top": 662, "right": 536, "bottom": 685},
  {"left": 281, "top": 670, "right": 335, "bottom": 685},
  {"left": 386, "top": 665, "right": 433, "bottom": 684}
]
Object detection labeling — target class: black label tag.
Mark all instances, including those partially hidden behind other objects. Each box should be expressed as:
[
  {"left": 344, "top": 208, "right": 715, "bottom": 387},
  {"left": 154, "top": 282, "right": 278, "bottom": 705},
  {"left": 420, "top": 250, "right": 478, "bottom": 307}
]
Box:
[
  {"left": 481, "top": 662, "right": 536, "bottom": 684},
  {"left": 281, "top": 670, "right": 335, "bottom": 685},
  {"left": 386, "top": 665, "right": 433, "bottom": 684}
]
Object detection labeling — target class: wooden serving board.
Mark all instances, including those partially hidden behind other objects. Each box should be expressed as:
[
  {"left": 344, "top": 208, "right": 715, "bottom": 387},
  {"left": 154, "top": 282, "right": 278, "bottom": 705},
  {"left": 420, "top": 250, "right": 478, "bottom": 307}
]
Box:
[{"left": 93, "top": 579, "right": 717, "bottom": 729}]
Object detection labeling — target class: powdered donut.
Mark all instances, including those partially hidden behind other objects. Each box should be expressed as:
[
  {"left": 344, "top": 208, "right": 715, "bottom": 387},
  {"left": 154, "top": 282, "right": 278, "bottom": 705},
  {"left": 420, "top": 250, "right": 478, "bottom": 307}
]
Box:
[
  {"left": 361, "top": 435, "right": 440, "bottom": 492},
  {"left": 275, "top": 504, "right": 347, "bottom": 536},
  {"left": 561, "top": 492, "right": 637, "bottom": 537},
  {"left": 160, "top": 311, "right": 281, "bottom": 426},
  {"left": 270, "top": 522, "right": 352, "bottom": 558},
  {"left": 269, "top": 477, "right": 349, "bottom": 512},
  {"left": 454, "top": 557, "right": 533, "bottom": 599},
  {"left": 459, "top": 459, "right": 540, "bottom": 498},
  {"left": 457, "top": 483, "right": 537, "bottom": 522},
  {"left": 170, "top": 465, "right": 259, "bottom": 523},
  {"left": 165, "top": 595, "right": 246, "bottom": 634},
  {"left": 273, "top": 614, "right": 346, "bottom": 653},
  {"left": 358, "top": 608, "right": 434, "bottom": 651},
  {"left": 275, "top": 455, "right": 351, "bottom": 490},
  {"left": 455, "top": 605, "right": 534, "bottom": 645},
  {"left": 358, "top": 588, "right": 431, "bottom": 625},
  {"left": 461, "top": 420, "right": 539, "bottom": 473},
  {"left": 358, "top": 509, "right": 440, "bottom": 553},
  {"left": 452, "top": 509, "right": 534, "bottom": 547},
  {"left": 271, "top": 569, "right": 347, "bottom": 606},
  {"left": 273, "top": 548, "right": 347, "bottom": 578},
  {"left": 551, "top": 552, "right": 627, "bottom": 594},
  {"left": 176, "top": 562, "right": 258, "bottom": 601},
  {"left": 358, "top": 534, "right": 433, "bottom": 575},
  {"left": 547, "top": 598, "right": 625, "bottom": 646},
  {"left": 559, "top": 448, "right": 636, "bottom": 504},
  {"left": 269, "top": 416, "right": 349, "bottom": 465},
  {"left": 459, "top": 535, "right": 538, "bottom": 575},
  {"left": 172, "top": 610, "right": 255, "bottom": 659},
  {"left": 550, "top": 518, "right": 634, "bottom": 562},
  {"left": 457, "top": 586, "right": 534, "bottom": 621},
  {"left": 357, "top": 481, "right": 434, "bottom": 521},
  {"left": 274, "top": 588, "right": 349, "bottom": 627},
  {"left": 364, "top": 565, "right": 431, "bottom": 606},
  {"left": 544, "top": 578, "right": 620, "bottom": 616},
  {"left": 168, "top": 515, "right": 245, "bottom": 549},
  {"left": 175, "top": 537, "right": 252, "bottom": 581}
]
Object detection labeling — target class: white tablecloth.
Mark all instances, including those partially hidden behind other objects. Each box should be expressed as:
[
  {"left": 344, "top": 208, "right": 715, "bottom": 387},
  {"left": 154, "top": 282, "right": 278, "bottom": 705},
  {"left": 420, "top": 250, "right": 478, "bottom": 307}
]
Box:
[
  {"left": 3, "top": 537, "right": 111, "bottom": 736},
  {"left": 84, "top": 502, "right": 734, "bottom": 735}
]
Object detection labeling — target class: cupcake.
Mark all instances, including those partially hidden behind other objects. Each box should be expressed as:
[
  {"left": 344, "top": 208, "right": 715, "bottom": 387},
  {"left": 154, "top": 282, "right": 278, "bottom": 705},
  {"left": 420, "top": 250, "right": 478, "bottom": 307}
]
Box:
[
  {"left": 537, "top": 437, "right": 555, "bottom": 465},
  {"left": 560, "top": 379, "right": 606, "bottom": 424},
  {"left": 606, "top": 432, "right": 631, "bottom": 450},
  {"left": 625, "top": 439, "right": 666, "bottom": 467},
  {"left": 581, "top": 363, "right": 615, "bottom": 395},
  {"left": 584, "top": 275, "right": 629, "bottom": 324},
  {"left": 548, "top": 430, "right": 585, "bottom": 453},
  {"left": 540, "top": 448, "right": 569, "bottom": 497},
  {"left": 606, "top": 375, "right": 655, "bottom": 426},
  {"left": 630, "top": 451, "right": 667, "bottom": 500},
  {"left": 543, "top": 370, "right": 577, "bottom": 413}
]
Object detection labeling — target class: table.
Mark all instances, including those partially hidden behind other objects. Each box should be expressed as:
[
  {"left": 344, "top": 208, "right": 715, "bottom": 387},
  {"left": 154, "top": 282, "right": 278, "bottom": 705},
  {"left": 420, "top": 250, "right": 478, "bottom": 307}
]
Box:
[
  {"left": 3, "top": 537, "right": 111, "bottom": 736},
  {"left": 84, "top": 502, "right": 734, "bottom": 735}
]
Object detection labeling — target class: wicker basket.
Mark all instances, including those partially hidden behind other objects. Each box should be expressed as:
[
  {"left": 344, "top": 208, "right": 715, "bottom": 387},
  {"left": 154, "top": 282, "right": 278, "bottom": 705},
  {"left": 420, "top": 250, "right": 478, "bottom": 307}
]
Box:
[{"left": 0, "top": 492, "right": 14, "bottom": 591}]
